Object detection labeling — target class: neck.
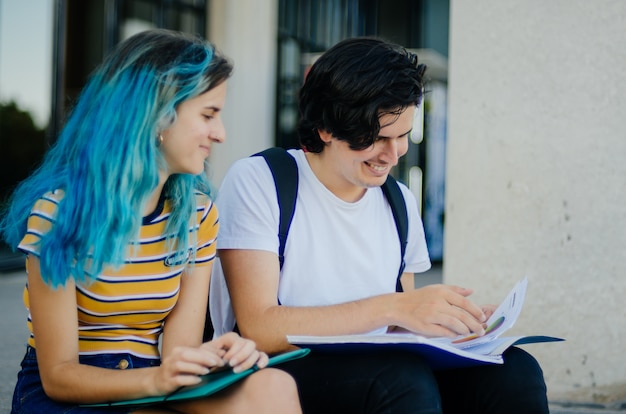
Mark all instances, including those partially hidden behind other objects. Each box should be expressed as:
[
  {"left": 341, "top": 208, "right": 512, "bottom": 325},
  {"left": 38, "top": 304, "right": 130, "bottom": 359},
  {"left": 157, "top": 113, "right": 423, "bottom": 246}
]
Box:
[
  {"left": 144, "top": 174, "right": 167, "bottom": 216},
  {"left": 304, "top": 151, "right": 366, "bottom": 203}
]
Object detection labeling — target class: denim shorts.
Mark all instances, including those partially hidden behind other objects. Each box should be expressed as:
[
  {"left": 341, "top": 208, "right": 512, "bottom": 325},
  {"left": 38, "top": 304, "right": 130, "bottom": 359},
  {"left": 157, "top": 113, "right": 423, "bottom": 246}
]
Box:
[{"left": 12, "top": 346, "right": 160, "bottom": 414}]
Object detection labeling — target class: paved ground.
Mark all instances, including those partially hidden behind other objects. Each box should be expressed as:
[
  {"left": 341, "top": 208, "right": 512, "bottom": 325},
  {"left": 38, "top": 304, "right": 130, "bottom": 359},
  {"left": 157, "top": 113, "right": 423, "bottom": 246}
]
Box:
[
  {"left": 0, "top": 269, "right": 29, "bottom": 413},
  {"left": 0, "top": 264, "right": 623, "bottom": 413}
]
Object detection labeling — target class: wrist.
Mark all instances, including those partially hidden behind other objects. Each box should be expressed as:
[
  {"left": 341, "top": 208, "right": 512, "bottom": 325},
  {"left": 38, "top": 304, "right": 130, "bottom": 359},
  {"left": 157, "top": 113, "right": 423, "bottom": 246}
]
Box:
[
  {"left": 142, "top": 367, "right": 162, "bottom": 397},
  {"left": 364, "top": 292, "right": 399, "bottom": 330}
]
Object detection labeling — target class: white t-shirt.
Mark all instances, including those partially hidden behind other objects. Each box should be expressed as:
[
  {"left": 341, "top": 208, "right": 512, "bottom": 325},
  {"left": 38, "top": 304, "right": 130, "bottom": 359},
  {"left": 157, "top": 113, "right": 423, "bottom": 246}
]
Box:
[{"left": 210, "top": 149, "right": 431, "bottom": 336}]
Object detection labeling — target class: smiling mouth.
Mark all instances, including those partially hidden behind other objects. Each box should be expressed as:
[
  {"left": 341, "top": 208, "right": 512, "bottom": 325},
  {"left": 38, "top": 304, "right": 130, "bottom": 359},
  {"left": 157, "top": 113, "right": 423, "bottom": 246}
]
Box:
[{"left": 364, "top": 161, "right": 388, "bottom": 173}]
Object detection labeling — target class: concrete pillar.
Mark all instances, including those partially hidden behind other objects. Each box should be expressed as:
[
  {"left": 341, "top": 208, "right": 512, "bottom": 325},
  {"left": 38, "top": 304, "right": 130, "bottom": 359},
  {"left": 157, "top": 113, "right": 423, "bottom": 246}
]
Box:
[
  {"left": 446, "top": 0, "right": 626, "bottom": 403},
  {"left": 207, "top": 0, "right": 278, "bottom": 187}
]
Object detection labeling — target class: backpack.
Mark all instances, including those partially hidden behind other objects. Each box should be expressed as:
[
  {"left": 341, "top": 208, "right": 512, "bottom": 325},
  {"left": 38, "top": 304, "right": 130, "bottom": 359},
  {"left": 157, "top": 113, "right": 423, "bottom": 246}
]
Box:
[
  {"left": 254, "top": 147, "right": 409, "bottom": 292},
  {"left": 203, "top": 147, "right": 410, "bottom": 341}
]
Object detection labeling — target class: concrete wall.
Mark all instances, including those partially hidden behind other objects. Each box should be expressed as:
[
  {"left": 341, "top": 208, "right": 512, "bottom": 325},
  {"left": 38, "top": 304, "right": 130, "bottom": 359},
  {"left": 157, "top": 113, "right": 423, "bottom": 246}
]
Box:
[
  {"left": 206, "top": 0, "right": 626, "bottom": 403},
  {"left": 446, "top": 0, "right": 626, "bottom": 403},
  {"left": 207, "top": 0, "right": 278, "bottom": 187}
]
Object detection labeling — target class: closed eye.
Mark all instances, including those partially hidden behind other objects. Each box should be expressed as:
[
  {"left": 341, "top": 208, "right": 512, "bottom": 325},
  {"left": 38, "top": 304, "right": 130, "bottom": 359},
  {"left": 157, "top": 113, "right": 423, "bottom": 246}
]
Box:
[{"left": 377, "top": 128, "right": 413, "bottom": 141}]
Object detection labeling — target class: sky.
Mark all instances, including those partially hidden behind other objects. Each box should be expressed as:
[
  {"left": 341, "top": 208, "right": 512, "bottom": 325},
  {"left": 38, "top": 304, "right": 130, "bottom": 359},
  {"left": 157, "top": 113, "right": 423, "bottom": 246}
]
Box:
[{"left": 0, "top": 0, "right": 53, "bottom": 128}]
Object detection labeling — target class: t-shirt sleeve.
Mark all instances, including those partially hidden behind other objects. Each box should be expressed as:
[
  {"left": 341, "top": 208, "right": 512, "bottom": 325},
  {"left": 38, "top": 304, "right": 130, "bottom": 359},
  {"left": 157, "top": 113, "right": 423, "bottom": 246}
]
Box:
[
  {"left": 18, "top": 191, "right": 63, "bottom": 257},
  {"left": 398, "top": 183, "right": 432, "bottom": 274},
  {"left": 214, "top": 156, "right": 281, "bottom": 254},
  {"left": 191, "top": 193, "right": 220, "bottom": 266}
]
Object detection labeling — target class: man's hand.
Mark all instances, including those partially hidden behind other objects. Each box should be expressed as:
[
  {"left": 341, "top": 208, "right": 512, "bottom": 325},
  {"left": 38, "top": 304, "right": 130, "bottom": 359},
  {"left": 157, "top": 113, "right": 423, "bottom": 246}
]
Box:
[{"left": 392, "top": 284, "right": 487, "bottom": 338}]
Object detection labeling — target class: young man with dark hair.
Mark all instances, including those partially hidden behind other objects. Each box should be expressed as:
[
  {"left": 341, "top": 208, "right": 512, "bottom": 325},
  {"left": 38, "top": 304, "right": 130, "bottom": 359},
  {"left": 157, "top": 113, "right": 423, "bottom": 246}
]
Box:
[{"left": 210, "top": 37, "right": 549, "bottom": 413}]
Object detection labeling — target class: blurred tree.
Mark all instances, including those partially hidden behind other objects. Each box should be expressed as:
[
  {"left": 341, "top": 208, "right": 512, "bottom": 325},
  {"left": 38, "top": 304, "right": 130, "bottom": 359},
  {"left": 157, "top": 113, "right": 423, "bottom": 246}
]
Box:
[{"left": 0, "top": 101, "right": 47, "bottom": 204}]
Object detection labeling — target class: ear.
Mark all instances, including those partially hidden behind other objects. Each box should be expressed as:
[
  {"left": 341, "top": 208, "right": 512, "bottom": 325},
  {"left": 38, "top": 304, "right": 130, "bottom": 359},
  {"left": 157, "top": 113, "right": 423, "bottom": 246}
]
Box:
[{"left": 317, "top": 129, "right": 333, "bottom": 144}]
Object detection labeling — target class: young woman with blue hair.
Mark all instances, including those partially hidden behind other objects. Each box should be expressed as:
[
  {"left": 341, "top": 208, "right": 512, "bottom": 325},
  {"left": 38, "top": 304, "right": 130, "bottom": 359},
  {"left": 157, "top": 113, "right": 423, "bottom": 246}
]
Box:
[{"left": 1, "top": 29, "right": 301, "bottom": 413}]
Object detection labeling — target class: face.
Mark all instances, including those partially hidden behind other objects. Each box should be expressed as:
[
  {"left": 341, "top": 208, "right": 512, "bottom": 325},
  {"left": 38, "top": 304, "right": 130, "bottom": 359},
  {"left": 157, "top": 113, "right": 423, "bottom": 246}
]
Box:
[
  {"left": 159, "top": 81, "right": 227, "bottom": 176},
  {"left": 318, "top": 105, "right": 414, "bottom": 200}
]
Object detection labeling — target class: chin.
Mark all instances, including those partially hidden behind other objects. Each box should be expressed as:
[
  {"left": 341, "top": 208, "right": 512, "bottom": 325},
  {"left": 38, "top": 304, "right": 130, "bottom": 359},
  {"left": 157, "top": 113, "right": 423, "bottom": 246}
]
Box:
[
  {"left": 363, "top": 177, "right": 387, "bottom": 188},
  {"left": 373, "top": 173, "right": 389, "bottom": 183},
  {"left": 177, "top": 167, "right": 205, "bottom": 176}
]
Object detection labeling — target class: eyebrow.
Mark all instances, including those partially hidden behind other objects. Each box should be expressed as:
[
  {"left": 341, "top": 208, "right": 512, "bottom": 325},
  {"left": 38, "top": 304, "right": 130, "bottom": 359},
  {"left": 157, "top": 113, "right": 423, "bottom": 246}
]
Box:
[
  {"left": 378, "top": 128, "right": 413, "bottom": 140},
  {"left": 203, "top": 106, "right": 221, "bottom": 112}
]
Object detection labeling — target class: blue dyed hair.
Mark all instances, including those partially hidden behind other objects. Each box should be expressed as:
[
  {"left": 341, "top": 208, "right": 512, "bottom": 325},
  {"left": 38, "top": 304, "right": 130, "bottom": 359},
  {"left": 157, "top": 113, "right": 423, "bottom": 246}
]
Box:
[{"left": 0, "top": 29, "right": 232, "bottom": 287}]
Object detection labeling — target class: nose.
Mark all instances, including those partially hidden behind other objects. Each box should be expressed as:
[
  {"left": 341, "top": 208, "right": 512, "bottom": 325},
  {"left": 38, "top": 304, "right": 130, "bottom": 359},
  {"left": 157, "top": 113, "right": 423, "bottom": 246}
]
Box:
[
  {"left": 380, "top": 139, "right": 401, "bottom": 165},
  {"left": 210, "top": 120, "right": 226, "bottom": 143}
]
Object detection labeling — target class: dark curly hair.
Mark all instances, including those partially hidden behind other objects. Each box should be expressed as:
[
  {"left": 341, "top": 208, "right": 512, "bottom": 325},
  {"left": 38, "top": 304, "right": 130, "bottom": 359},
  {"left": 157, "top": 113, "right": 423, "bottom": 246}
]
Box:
[{"left": 298, "top": 37, "right": 427, "bottom": 153}]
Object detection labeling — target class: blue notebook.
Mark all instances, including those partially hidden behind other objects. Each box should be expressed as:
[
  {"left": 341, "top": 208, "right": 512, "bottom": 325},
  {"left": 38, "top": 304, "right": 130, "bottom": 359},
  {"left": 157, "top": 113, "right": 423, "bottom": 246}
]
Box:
[
  {"left": 288, "top": 279, "right": 563, "bottom": 370},
  {"left": 83, "top": 348, "right": 310, "bottom": 408},
  {"left": 288, "top": 334, "right": 562, "bottom": 370}
]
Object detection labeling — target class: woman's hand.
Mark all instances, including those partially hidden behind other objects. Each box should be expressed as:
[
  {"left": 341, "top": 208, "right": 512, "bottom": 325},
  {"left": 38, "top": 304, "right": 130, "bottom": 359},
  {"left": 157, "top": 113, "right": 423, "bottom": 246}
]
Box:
[
  {"left": 150, "top": 342, "right": 229, "bottom": 395},
  {"left": 152, "top": 332, "right": 267, "bottom": 394},
  {"left": 204, "top": 332, "right": 269, "bottom": 373}
]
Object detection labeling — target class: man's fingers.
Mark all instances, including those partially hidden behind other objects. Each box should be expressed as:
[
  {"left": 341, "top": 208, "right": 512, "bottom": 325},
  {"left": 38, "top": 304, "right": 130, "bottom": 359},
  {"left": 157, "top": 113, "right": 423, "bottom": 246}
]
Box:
[
  {"left": 434, "top": 309, "right": 484, "bottom": 337},
  {"left": 444, "top": 288, "right": 486, "bottom": 323},
  {"left": 446, "top": 285, "right": 474, "bottom": 297}
]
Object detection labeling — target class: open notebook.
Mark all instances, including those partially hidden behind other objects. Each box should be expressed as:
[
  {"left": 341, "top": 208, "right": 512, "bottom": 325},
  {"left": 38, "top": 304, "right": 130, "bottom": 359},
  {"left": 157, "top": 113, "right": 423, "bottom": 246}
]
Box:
[{"left": 288, "top": 279, "right": 563, "bottom": 370}]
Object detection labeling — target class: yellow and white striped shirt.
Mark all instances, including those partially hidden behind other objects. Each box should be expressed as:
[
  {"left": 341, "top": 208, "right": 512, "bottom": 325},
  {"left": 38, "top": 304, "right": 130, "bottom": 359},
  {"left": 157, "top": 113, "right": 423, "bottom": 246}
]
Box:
[{"left": 19, "top": 190, "right": 218, "bottom": 359}]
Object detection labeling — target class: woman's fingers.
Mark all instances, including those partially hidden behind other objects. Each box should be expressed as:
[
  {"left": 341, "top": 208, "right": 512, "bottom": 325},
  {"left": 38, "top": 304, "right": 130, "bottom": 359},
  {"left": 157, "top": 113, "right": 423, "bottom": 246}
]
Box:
[{"left": 204, "top": 333, "right": 268, "bottom": 372}]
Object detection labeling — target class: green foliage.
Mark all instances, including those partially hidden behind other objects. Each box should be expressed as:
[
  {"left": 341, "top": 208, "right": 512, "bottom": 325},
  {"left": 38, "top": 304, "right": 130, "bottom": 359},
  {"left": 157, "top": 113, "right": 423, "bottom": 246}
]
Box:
[{"left": 0, "top": 101, "right": 47, "bottom": 203}]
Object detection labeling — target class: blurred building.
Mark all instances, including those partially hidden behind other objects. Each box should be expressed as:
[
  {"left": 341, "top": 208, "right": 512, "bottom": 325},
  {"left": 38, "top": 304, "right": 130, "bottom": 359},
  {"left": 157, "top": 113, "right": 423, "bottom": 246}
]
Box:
[{"left": 1, "top": 0, "right": 450, "bottom": 262}]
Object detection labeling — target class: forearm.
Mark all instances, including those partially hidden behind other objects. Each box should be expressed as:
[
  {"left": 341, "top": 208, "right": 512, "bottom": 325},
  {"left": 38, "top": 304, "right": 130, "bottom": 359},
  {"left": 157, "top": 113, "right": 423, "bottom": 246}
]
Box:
[
  {"left": 40, "top": 361, "right": 160, "bottom": 404},
  {"left": 237, "top": 293, "right": 397, "bottom": 353},
  {"left": 236, "top": 285, "right": 489, "bottom": 353},
  {"left": 222, "top": 250, "right": 488, "bottom": 352},
  {"left": 222, "top": 249, "right": 401, "bottom": 352}
]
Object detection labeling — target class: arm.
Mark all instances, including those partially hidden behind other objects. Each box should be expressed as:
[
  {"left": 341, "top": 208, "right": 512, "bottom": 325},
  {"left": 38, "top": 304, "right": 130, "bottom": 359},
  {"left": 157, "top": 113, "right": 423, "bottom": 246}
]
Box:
[
  {"left": 221, "top": 250, "right": 488, "bottom": 354},
  {"left": 399, "top": 271, "right": 416, "bottom": 292},
  {"left": 27, "top": 255, "right": 208, "bottom": 403},
  {"left": 29, "top": 254, "right": 262, "bottom": 404},
  {"left": 162, "top": 263, "right": 268, "bottom": 374},
  {"left": 161, "top": 263, "right": 212, "bottom": 352}
]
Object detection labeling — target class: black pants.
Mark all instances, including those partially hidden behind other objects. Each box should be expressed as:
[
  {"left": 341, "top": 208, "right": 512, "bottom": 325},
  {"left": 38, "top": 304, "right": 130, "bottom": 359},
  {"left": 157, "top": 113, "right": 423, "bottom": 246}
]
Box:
[{"left": 279, "top": 347, "right": 548, "bottom": 414}]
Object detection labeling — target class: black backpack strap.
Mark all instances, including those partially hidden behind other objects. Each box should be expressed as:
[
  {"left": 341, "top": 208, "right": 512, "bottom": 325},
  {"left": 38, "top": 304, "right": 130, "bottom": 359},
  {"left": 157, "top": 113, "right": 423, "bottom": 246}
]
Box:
[
  {"left": 253, "top": 147, "right": 299, "bottom": 270},
  {"left": 381, "top": 175, "right": 409, "bottom": 292},
  {"left": 218, "top": 147, "right": 297, "bottom": 338},
  {"left": 254, "top": 147, "right": 406, "bottom": 291}
]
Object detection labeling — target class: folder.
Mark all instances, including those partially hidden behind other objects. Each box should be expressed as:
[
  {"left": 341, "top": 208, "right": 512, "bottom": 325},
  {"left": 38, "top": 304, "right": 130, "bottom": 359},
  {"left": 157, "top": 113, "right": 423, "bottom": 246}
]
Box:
[{"left": 83, "top": 348, "right": 310, "bottom": 408}]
